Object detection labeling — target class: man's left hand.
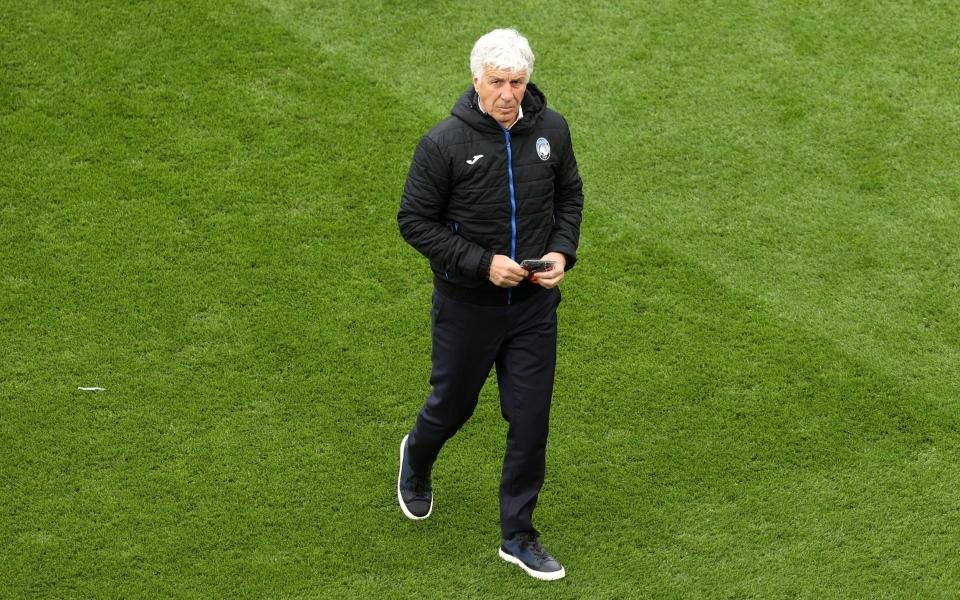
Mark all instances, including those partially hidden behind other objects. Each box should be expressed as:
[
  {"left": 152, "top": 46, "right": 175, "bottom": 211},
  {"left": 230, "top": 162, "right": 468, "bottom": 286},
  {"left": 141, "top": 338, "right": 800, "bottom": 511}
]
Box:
[{"left": 530, "top": 252, "right": 566, "bottom": 288}]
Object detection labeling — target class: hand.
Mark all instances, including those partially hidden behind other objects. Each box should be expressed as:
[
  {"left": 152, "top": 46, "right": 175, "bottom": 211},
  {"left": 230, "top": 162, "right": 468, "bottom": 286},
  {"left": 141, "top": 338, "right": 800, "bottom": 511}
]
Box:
[
  {"left": 529, "top": 252, "right": 566, "bottom": 289},
  {"left": 488, "top": 254, "right": 528, "bottom": 288}
]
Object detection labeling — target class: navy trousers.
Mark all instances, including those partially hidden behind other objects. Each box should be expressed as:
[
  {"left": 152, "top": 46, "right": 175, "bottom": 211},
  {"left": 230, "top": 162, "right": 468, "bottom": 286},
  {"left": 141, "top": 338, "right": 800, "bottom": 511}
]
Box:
[{"left": 406, "top": 286, "right": 561, "bottom": 539}]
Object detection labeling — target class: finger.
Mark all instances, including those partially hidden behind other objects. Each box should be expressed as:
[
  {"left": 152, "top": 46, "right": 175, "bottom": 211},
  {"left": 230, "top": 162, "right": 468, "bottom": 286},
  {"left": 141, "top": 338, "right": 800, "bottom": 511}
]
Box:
[
  {"left": 539, "top": 278, "right": 559, "bottom": 289},
  {"left": 536, "top": 270, "right": 562, "bottom": 282},
  {"left": 504, "top": 271, "right": 524, "bottom": 284},
  {"left": 541, "top": 273, "right": 563, "bottom": 287}
]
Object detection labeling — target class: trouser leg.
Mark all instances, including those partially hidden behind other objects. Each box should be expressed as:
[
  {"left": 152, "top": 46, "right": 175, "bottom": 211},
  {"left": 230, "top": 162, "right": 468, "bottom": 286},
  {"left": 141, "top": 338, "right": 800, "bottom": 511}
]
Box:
[
  {"left": 407, "top": 291, "right": 504, "bottom": 474},
  {"left": 496, "top": 289, "right": 559, "bottom": 539}
]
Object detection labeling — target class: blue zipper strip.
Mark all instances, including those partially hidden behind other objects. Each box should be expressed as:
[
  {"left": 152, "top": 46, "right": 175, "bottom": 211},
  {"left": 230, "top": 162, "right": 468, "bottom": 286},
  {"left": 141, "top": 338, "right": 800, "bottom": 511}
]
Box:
[{"left": 504, "top": 128, "right": 517, "bottom": 305}]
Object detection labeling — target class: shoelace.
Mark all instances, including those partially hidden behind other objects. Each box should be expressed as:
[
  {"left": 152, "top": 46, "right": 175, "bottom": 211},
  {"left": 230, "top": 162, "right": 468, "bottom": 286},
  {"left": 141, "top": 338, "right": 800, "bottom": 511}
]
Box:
[{"left": 516, "top": 533, "right": 552, "bottom": 562}]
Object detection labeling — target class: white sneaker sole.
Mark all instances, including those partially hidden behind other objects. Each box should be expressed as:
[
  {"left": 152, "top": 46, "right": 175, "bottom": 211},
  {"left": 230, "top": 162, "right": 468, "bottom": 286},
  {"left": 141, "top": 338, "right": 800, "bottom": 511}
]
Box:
[
  {"left": 398, "top": 434, "right": 432, "bottom": 520},
  {"left": 498, "top": 547, "right": 566, "bottom": 581}
]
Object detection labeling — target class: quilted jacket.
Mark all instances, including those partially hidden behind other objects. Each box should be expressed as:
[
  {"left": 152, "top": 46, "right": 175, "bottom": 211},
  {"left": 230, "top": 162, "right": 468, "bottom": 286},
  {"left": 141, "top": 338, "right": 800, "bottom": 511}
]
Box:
[{"left": 398, "top": 83, "right": 584, "bottom": 305}]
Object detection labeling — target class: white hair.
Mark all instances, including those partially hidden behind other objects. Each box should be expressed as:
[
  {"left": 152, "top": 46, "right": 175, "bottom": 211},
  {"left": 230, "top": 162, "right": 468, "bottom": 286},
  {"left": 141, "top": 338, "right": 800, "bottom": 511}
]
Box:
[{"left": 470, "top": 28, "right": 534, "bottom": 80}]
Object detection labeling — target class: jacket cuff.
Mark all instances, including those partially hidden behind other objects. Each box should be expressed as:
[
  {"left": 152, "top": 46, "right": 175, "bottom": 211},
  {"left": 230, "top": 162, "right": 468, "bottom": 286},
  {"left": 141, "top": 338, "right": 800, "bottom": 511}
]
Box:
[
  {"left": 547, "top": 245, "right": 577, "bottom": 271},
  {"left": 477, "top": 251, "right": 494, "bottom": 280}
]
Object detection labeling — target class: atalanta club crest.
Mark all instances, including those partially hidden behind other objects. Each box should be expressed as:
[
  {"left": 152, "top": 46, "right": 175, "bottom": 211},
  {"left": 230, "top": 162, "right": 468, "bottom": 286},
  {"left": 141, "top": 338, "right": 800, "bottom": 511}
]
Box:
[{"left": 536, "top": 137, "right": 551, "bottom": 161}]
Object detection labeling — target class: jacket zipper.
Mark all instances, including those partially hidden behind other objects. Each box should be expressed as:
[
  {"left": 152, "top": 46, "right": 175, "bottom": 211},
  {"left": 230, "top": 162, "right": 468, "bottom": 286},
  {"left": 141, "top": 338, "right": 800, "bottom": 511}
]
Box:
[{"left": 504, "top": 129, "right": 517, "bottom": 305}]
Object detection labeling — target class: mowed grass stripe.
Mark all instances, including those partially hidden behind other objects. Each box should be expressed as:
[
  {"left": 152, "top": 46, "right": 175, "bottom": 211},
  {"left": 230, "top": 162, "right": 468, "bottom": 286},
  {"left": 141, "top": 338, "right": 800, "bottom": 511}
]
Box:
[{"left": 1, "top": 2, "right": 434, "bottom": 596}]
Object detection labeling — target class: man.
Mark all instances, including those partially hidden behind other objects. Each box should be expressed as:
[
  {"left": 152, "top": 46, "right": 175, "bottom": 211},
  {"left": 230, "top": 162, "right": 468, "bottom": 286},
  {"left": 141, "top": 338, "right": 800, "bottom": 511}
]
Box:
[{"left": 396, "top": 28, "right": 583, "bottom": 581}]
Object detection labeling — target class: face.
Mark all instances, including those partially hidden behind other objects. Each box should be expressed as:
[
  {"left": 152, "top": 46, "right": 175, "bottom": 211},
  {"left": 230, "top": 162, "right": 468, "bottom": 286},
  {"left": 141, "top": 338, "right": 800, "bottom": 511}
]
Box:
[{"left": 473, "top": 66, "right": 528, "bottom": 128}]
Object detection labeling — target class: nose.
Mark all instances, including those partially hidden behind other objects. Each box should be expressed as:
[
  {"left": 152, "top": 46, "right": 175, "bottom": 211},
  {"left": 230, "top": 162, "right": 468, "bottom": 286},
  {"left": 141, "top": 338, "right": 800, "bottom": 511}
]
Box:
[{"left": 499, "top": 85, "right": 513, "bottom": 102}]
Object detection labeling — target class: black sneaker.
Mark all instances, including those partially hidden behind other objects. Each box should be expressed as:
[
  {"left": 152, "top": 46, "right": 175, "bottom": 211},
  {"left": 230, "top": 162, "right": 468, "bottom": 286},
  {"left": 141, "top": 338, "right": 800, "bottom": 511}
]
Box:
[
  {"left": 397, "top": 434, "right": 432, "bottom": 520},
  {"left": 498, "top": 532, "right": 565, "bottom": 580}
]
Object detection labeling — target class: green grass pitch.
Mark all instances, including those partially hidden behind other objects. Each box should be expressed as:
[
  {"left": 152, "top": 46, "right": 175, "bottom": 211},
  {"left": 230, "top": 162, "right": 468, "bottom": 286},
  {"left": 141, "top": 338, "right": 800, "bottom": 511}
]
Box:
[{"left": 2, "top": 1, "right": 959, "bottom": 597}]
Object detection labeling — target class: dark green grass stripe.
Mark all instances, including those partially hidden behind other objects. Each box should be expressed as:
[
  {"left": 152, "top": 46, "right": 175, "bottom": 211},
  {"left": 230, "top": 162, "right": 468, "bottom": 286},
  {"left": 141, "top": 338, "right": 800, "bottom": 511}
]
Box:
[{"left": 0, "top": 2, "right": 430, "bottom": 597}]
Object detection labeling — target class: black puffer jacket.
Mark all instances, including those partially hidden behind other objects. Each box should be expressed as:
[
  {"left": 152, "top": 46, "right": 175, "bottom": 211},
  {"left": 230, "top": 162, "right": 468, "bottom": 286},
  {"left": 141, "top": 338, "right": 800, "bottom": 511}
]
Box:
[{"left": 398, "top": 83, "right": 584, "bottom": 305}]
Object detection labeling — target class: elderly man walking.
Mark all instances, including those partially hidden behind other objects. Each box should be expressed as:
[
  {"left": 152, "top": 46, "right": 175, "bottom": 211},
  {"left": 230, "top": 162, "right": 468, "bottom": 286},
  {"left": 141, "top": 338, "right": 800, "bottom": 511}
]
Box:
[{"left": 396, "top": 28, "right": 584, "bottom": 581}]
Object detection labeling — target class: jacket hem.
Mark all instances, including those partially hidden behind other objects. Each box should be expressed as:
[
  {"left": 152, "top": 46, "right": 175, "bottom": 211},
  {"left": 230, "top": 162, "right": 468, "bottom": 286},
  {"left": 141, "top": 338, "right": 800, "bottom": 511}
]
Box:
[{"left": 434, "top": 275, "right": 543, "bottom": 306}]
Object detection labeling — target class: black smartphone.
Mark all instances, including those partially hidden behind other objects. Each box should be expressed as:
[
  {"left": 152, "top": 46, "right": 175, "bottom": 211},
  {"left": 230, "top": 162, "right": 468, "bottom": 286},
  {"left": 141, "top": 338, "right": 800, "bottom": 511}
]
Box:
[{"left": 520, "top": 259, "right": 557, "bottom": 273}]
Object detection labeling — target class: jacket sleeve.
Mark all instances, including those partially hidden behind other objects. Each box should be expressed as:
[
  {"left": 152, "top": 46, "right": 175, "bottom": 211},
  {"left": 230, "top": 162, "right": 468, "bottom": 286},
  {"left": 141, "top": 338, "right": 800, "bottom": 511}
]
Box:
[
  {"left": 547, "top": 117, "right": 584, "bottom": 270},
  {"left": 397, "top": 135, "right": 493, "bottom": 280}
]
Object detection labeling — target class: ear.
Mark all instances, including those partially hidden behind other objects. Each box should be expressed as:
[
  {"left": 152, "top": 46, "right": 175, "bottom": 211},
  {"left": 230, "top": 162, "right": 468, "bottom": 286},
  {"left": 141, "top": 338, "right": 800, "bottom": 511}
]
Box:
[{"left": 472, "top": 74, "right": 480, "bottom": 92}]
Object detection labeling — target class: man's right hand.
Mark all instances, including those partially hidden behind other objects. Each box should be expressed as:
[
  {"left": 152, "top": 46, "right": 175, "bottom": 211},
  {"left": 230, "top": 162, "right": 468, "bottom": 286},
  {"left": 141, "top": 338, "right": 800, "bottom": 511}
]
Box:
[{"left": 488, "top": 254, "right": 528, "bottom": 288}]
